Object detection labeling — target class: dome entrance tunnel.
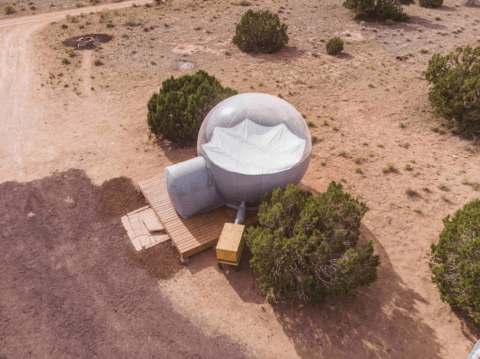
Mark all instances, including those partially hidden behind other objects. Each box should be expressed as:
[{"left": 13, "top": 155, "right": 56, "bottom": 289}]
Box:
[{"left": 165, "top": 93, "right": 312, "bottom": 221}]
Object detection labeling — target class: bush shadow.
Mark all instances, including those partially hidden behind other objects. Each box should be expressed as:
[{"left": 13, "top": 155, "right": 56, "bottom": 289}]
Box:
[
  {"left": 336, "top": 52, "right": 355, "bottom": 60},
  {"left": 272, "top": 224, "right": 444, "bottom": 358},
  {"left": 436, "top": 5, "right": 457, "bottom": 11},
  {"left": 405, "top": 15, "right": 448, "bottom": 30},
  {"left": 357, "top": 17, "right": 446, "bottom": 32},
  {"left": 463, "top": 1, "right": 479, "bottom": 7},
  {"left": 452, "top": 307, "right": 480, "bottom": 343},
  {"left": 186, "top": 246, "right": 265, "bottom": 304},
  {"left": 155, "top": 138, "right": 197, "bottom": 165},
  {"left": 249, "top": 46, "right": 305, "bottom": 62},
  {"left": 221, "top": 247, "right": 265, "bottom": 304}
]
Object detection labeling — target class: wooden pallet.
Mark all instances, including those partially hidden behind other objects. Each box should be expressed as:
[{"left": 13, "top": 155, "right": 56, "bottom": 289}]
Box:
[{"left": 138, "top": 175, "right": 258, "bottom": 259}]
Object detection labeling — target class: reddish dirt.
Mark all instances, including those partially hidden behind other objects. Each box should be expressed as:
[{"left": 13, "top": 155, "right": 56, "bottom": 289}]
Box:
[{"left": 0, "top": 169, "right": 245, "bottom": 359}]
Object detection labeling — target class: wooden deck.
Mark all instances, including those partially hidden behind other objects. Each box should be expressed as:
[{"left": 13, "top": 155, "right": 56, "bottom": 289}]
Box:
[{"left": 138, "top": 175, "right": 258, "bottom": 259}]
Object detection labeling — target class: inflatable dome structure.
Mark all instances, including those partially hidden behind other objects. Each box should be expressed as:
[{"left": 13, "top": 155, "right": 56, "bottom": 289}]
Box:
[{"left": 165, "top": 93, "right": 311, "bottom": 220}]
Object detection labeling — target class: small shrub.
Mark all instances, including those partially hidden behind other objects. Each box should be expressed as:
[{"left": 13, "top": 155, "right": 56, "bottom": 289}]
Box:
[
  {"left": 420, "top": 47, "right": 429, "bottom": 54},
  {"left": 438, "top": 183, "right": 449, "bottom": 191},
  {"left": 463, "top": 180, "right": 480, "bottom": 191},
  {"left": 66, "top": 15, "right": 79, "bottom": 23},
  {"left": 399, "top": 122, "right": 405, "bottom": 128},
  {"left": 94, "top": 59, "right": 104, "bottom": 66},
  {"left": 419, "top": 0, "right": 443, "bottom": 7},
  {"left": 61, "top": 58, "right": 71, "bottom": 65},
  {"left": 338, "top": 149, "right": 349, "bottom": 157},
  {"left": 405, "top": 187, "right": 418, "bottom": 197},
  {"left": 424, "top": 46, "right": 480, "bottom": 138},
  {"left": 245, "top": 182, "right": 380, "bottom": 304},
  {"left": 238, "top": 0, "right": 251, "bottom": 5},
  {"left": 355, "top": 167, "right": 363, "bottom": 174},
  {"left": 232, "top": 10, "right": 288, "bottom": 54},
  {"left": 429, "top": 199, "right": 480, "bottom": 325},
  {"left": 4, "top": 4, "right": 16, "bottom": 14},
  {"left": 61, "top": 24, "right": 68, "bottom": 29},
  {"left": 306, "top": 121, "right": 314, "bottom": 127},
  {"left": 326, "top": 37, "right": 344, "bottom": 55},
  {"left": 106, "top": 23, "right": 115, "bottom": 28},
  {"left": 382, "top": 162, "right": 396, "bottom": 173},
  {"left": 147, "top": 70, "right": 237, "bottom": 146},
  {"left": 343, "top": 0, "right": 411, "bottom": 21},
  {"left": 323, "top": 119, "right": 329, "bottom": 126},
  {"left": 404, "top": 164, "right": 412, "bottom": 170}
]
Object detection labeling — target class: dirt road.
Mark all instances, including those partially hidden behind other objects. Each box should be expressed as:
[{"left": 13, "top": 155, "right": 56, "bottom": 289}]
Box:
[{"left": 0, "top": 0, "right": 156, "bottom": 185}]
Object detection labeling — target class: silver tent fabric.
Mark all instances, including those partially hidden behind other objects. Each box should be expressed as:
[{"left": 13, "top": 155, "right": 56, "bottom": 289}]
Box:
[
  {"left": 468, "top": 339, "right": 480, "bottom": 359},
  {"left": 201, "top": 119, "right": 306, "bottom": 175},
  {"left": 165, "top": 156, "right": 225, "bottom": 219},
  {"left": 197, "top": 93, "right": 311, "bottom": 209}
]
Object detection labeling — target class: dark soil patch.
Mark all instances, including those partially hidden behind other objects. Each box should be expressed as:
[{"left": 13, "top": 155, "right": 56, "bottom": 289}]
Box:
[
  {"left": 61, "top": 34, "right": 113, "bottom": 50},
  {"left": 0, "top": 169, "right": 245, "bottom": 359},
  {"left": 128, "top": 242, "right": 184, "bottom": 281},
  {"left": 95, "top": 176, "right": 145, "bottom": 221}
]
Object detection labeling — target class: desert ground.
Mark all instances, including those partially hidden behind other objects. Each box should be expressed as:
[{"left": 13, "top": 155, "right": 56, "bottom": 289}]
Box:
[{"left": 1, "top": 0, "right": 480, "bottom": 358}]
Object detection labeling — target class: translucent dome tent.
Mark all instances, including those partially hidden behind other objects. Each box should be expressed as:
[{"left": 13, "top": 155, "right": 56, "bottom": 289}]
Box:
[{"left": 165, "top": 93, "right": 311, "bottom": 220}]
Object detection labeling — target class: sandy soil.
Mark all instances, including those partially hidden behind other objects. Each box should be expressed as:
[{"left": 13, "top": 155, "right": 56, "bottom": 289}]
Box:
[{"left": 1, "top": 0, "right": 480, "bottom": 358}]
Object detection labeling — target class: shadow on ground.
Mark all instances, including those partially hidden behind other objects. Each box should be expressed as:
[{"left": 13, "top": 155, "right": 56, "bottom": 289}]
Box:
[
  {"left": 185, "top": 246, "right": 265, "bottom": 304},
  {"left": 272, "top": 224, "right": 443, "bottom": 359},
  {"left": 0, "top": 169, "right": 246, "bottom": 359},
  {"left": 359, "top": 17, "right": 447, "bottom": 32},
  {"left": 437, "top": 5, "right": 457, "bottom": 11},
  {"left": 250, "top": 46, "right": 305, "bottom": 62},
  {"left": 156, "top": 138, "right": 197, "bottom": 164}
]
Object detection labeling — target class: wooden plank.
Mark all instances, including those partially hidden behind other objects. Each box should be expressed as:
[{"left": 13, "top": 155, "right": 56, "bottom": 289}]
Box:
[
  {"left": 138, "top": 175, "right": 260, "bottom": 258},
  {"left": 174, "top": 226, "right": 223, "bottom": 248},
  {"left": 139, "top": 176, "right": 164, "bottom": 185},
  {"left": 180, "top": 231, "right": 223, "bottom": 247}
]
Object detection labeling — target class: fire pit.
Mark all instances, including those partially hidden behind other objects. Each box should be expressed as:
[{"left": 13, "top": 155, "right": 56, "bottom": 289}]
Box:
[{"left": 62, "top": 34, "right": 113, "bottom": 50}]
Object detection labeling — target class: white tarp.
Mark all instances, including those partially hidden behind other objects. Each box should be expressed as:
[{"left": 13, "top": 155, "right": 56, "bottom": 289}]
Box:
[{"left": 201, "top": 119, "right": 306, "bottom": 175}]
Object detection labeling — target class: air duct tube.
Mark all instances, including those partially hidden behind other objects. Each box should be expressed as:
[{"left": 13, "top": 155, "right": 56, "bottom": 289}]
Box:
[
  {"left": 165, "top": 156, "right": 225, "bottom": 219},
  {"left": 234, "top": 201, "right": 246, "bottom": 224}
]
